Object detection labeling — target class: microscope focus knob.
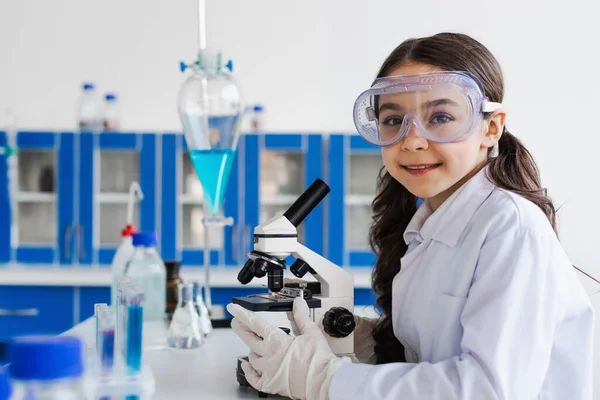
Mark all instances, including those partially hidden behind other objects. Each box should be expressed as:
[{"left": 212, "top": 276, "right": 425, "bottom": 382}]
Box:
[{"left": 322, "top": 307, "right": 355, "bottom": 338}]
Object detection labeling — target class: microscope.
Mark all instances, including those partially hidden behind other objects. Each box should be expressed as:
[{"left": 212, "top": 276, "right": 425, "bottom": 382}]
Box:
[{"left": 232, "top": 178, "right": 356, "bottom": 357}]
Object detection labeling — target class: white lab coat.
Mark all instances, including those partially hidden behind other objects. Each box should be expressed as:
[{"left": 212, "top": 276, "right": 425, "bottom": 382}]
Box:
[{"left": 330, "top": 166, "right": 594, "bottom": 399}]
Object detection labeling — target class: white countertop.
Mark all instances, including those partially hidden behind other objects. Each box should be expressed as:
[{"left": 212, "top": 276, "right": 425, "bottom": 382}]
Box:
[
  {"left": 0, "top": 265, "right": 375, "bottom": 288},
  {"left": 63, "top": 307, "right": 378, "bottom": 400}
]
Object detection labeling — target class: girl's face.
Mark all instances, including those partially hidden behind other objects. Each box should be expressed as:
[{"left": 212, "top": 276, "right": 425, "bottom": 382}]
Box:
[{"left": 380, "top": 63, "right": 505, "bottom": 210}]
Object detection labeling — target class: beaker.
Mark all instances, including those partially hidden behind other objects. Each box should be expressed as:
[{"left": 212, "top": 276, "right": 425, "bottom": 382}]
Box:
[{"left": 167, "top": 283, "right": 204, "bottom": 349}]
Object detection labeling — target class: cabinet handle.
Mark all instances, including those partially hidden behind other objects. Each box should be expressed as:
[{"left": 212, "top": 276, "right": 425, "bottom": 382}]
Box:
[
  {"left": 0, "top": 308, "right": 39, "bottom": 317},
  {"left": 232, "top": 224, "right": 239, "bottom": 262},
  {"left": 77, "top": 223, "right": 86, "bottom": 260},
  {"left": 63, "top": 224, "right": 73, "bottom": 260}
]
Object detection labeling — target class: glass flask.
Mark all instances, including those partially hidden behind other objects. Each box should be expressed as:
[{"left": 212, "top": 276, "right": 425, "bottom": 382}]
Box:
[
  {"left": 193, "top": 281, "right": 212, "bottom": 336},
  {"left": 167, "top": 283, "right": 205, "bottom": 349},
  {"left": 178, "top": 48, "right": 244, "bottom": 216}
]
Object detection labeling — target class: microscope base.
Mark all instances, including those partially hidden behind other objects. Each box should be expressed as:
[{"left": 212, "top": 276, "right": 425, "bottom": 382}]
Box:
[{"left": 236, "top": 356, "right": 268, "bottom": 398}]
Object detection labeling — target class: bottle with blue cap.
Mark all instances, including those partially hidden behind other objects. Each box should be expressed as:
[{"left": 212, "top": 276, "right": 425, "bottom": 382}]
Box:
[
  {"left": 77, "top": 82, "right": 102, "bottom": 132},
  {"left": 125, "top": 232, "right": 167, "bottom": 321},
  {"left": 7, "top": 336, "right": 84, "bottom": 399},
  {"left": 0, "top": 365, "right": 12, "bottom": 400},
  {"left": 102, "top": 92, "right": 120, "bottom": 132}
]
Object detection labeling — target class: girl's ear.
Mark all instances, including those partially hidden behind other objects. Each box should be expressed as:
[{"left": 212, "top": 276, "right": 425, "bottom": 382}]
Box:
[{"left": 481, "top": 110, "right": 506, "bottom": 150}]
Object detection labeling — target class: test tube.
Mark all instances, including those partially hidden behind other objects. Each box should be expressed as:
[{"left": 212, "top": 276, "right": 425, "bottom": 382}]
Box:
[
  {"left": 121, "top": 281, "right": 144, "bottom": 375},
  {"left": 117, "top": 276, "right": 132, "bottom": 357},
  {"left": 94, "top": 303, "right": 109, "bottom": 352},
  {"left": 97, "top": 308, "right": 116, "bottom": 373}
]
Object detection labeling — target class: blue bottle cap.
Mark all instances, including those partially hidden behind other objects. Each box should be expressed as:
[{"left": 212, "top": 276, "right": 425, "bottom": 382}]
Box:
[
  {"left": 8, "top": 336, "right": 83, "bottom": 381},
  {"left": 83, "top": 82, "right": 95, "bottom": 90},
  {"left": 105, "top": 93, "right": 117, "bottom": 101},
  {"left": 0, "top": 365, "right": 12, "bottom": 400},
  {"left": 132, "top": 232, "right": 158, "bottom": 247},
  {"left": 253, "top": 105, "right": 264, "bottom": 112}
]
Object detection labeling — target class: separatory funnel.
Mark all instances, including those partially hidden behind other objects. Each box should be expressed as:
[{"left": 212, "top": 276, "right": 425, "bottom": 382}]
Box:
[{"left": 178, "top": 48, "right": 244, "bottom": 217}]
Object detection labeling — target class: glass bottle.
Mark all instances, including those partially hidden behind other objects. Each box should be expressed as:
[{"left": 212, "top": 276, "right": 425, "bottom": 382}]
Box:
[
  {"left": 165, "top": 260, "right": 183, "bottom": 319},
  {"left": 167, "top": 283, "right": 204, "bottom": 349},
  {"left": 193, "top": 281, "right": 213, "bottom": 336}
]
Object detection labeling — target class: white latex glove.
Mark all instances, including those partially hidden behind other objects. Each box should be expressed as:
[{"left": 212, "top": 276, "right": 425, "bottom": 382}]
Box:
[
  {"left": 287, "top": 312, "right": 378, "bottom": 364},
  {"left": 227, "top": 297, "right": 350, "bottom": 400}
]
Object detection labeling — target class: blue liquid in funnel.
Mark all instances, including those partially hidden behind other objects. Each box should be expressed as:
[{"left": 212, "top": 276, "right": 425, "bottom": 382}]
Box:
[{"left": 189, "top": 149, "right": 235, "bottom": 216}]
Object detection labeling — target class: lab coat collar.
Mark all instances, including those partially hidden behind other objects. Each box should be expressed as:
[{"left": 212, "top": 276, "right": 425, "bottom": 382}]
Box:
[{"left": 403, "top": 166, "right": 495, "bottom": 247}]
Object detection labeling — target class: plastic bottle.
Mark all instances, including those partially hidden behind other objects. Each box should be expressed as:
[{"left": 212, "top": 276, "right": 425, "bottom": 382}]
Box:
[
  {"left": 0, "top": 365, "right": 11, "bottom": 400},
  {"left": 77, "top": 82, "right": 102, "bottom": 132},
  {"left": 251, "top": 105, "right": 265, "bottom": 132},
  {"left": 102, "top": 93, "right": 120, "bottom": 131},
  {"left": 8, "top": 336, "right": 84, "bottom": 399},
  {"left": 111, "top": 224, "right": 137, "bottom": 310},
  {"left": 125, "top": 232, "right": 167, "bottom": 321}
]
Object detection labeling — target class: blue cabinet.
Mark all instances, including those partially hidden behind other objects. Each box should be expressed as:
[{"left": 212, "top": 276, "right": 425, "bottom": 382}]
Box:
[
  {"left": 328, "top": 134, "right": 382, "bottom": 267},
  {"left": 160, "top": 133, "right": 241, "bottom": 266},
  {"left": 243, "top": 133, "right": 326, "bottom": 265},
  {"left": 0, "top": 286, "right": 74, "bottom": 340},
  {"left": 79, "top": 132, "right": 157, "bottom": 265},
  {"left": 0, "top": 132, "right": 75, "bottom": 264}
]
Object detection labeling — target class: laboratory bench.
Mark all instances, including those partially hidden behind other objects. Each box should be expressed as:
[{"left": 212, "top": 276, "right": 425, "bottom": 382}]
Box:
[
  {"left": 0, "top": 265, "right": 377, "bottom": 360},
  {"left": 61, "top": 305, "right": 377, "bottom": 399}
]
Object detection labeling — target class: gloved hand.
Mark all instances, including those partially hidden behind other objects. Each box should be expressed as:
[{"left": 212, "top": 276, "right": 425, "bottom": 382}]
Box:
[
  {"left": 227, "top": 297, "right": 350, "bottom": 400},
  {"left": 286, "top": 312, "right": 378, "bottom": 364}
]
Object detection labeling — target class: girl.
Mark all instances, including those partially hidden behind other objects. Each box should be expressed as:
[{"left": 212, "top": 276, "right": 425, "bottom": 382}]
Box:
[{"left": 227, "top": 32, "right": 594, "bottom": 399}]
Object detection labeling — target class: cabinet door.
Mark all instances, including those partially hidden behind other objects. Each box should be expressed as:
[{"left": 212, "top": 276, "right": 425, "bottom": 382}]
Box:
[
  {"left": 160, "top": 133, "right": 240, "bottom": 266},
  {"left": 328, "top": 134, "right": 382, "bottom": 267},
  {"left": 244, "top": 133, "right": 325, "bottom": 266},
  {"left": 10, "top": 132, "right": 75, "bottom": 264},
  {"left": 79, "top": 132, "right": 157, "bottom": 265},
  {"left": 0, "top": 132, "right": 9, "bottom": 263}
]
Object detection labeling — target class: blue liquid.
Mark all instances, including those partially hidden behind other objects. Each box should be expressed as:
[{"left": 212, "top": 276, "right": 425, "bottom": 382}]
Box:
[
  {"left": 189, "top": 149, "right": 235, "bottom": 216},
  {"left": 126, "top": 305, "right": 143, "bottom": 374},
  {"left": 101, "top": 329, "right": 115, "bottom": 370}
]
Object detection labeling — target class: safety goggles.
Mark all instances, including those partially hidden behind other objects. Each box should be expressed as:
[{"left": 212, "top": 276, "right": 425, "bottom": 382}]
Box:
[{"left": 353, "top": 71, "right": 502, "bottom": 147}]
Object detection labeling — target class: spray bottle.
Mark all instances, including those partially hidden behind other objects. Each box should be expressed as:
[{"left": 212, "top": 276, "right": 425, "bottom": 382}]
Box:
[{"left": 110, "top": 182, "right": 144, "bottom": 310}]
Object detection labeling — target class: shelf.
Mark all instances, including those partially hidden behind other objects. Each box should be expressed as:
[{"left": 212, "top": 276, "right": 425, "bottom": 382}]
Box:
[
  {"left": 344, "top": 194, "right": 375, "bottom": 207},
  {"left": 261, "top": 194, "right": 299, "bottom": 206},
  {"left": 96, "top": 193, "right": 130, "bottom": 203},
  {"left": 180, "top": 194, "right": 204, "bottom": 205},
  {"left": 16, "top": 192, "right": 56, "bottom": 203}
]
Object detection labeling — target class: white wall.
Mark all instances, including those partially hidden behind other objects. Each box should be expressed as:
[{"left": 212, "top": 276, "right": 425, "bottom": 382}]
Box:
[{"left": 2, "top": 0, "right": 600, "bottom": 393}]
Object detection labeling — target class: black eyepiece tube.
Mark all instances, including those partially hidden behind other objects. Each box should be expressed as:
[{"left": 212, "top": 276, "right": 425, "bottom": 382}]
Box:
[{"left": 283, "top": 178, "right": 330, "bottom": 227}]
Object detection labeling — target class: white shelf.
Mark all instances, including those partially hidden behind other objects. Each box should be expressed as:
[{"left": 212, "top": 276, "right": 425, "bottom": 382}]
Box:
[
  {"left": 96, "top": 192, "right": 130, "bottom": 203},
  {"left": 180, "top": 193, "right": 204, "bottom": 205},
  {"left": 261, "top": 194, "right": 299, "bottom": 206},
  {"left": 16, "top": 192, "right": 56, "bottom": 203},
  {"left": 344, "top": 194, "right": 375, "bottom": 207}
]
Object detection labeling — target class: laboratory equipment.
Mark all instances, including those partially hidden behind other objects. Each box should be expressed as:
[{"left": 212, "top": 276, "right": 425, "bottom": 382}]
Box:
[
  {"left": 0, "top": 365, "right": 11, "bottom": 400},
  {"left": 94, "top": 303, "right": 109, "bottom": 352},
  {"left": 124, "top": 232, "right": 166, "bottom": 321},
  {"left": 233, "top": 179, "right": 355, "bottom": 354},
  {"left": 116, "top": 278, "right": 144, "bottom": 374},
  {"left": 177, "top": 0, "right": 244, "bottom": 319},
  {"left": 111, "top": 182, "right": 144, "bottom": 311},
  {"left": 165, "top": 260, "right": 183, "bottom": 317},
  {"left": 167, "top": 282, "right": 205, "bottom": 349},
  {"left": 192, "top": 281, "right": 212, "bottom": 335},
  {"left": 103, "top": 93, "right": 120, "bottom": 131},
  {"left": 8, "top": 335, "right": 85, "bottom": 399},
  {"left": 78, "top": 82, "right": 102, "bottom": 132}
]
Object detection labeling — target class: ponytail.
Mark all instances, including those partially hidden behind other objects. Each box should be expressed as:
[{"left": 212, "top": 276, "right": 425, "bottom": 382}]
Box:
[{"left": 487, "top": 128, "right": 557, "bottom": 234}]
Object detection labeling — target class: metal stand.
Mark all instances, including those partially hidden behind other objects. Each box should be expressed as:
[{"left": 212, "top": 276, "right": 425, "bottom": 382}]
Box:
[{"left": 201, "top": 209, "right": 234, "bottom": 315}]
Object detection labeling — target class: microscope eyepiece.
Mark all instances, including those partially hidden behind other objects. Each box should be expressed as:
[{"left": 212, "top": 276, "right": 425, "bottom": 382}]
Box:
[{"left": 283, "top": 178, "right": 330, "bottom": 227}]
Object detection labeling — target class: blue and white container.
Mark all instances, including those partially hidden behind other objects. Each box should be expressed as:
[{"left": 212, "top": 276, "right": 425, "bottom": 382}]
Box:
[
  {"left": 125, "top": 232, "right": 167, "bottom": 321},
  {"left": 8, "top": 336, "right": 84, "bottom": 399}
]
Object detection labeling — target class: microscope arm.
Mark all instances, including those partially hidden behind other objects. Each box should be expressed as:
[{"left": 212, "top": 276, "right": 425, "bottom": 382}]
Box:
[{"left": 292, "top": 243, "right": 354, "bottom": 300}]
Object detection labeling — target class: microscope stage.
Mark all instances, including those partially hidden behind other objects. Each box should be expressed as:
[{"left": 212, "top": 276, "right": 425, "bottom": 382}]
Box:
[{"left": 231, "top": 294, "right": 322, "bottom": 312}]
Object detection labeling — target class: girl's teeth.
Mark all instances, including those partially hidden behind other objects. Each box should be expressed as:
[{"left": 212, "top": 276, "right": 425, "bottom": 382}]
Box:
[{"left": 406, "top": 165, "right": 437, "bottom": 170}]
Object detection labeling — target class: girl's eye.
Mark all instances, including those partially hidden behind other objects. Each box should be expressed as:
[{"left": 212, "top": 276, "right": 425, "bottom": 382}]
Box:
[
  {"left": 382, "top": 117, "right": 404, "bottom": 126},
  {"left": 430, "top": 114, "right": 453, "bottom": 124}
]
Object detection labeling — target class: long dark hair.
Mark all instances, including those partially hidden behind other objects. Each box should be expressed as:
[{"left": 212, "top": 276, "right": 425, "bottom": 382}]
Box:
[{"left": 368, "top": 32, "right": 557, "bottom": 364}]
